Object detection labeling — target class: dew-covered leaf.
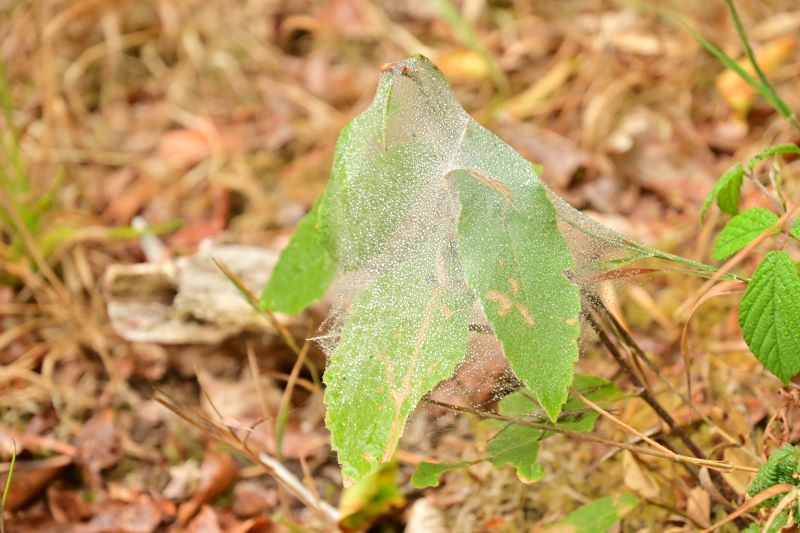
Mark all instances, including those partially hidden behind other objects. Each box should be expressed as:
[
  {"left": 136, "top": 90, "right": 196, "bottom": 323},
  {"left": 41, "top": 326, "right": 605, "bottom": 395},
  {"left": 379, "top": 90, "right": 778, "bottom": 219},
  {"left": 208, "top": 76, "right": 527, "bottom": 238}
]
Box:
[
  {"left": 711, "top": 207, "right": 780, "bottom": 261},
  {"left": 323, "top": 245, "right": 472, "bottom": 481},
  {"left": 410, "top": 461, "right": 472, "bottom": 489},
  {"left": 700, "top": 163, "right": 744, "bottom": 220},
  {"left": 453, "top": 146, "right": 581, "bottom": 420},
  {"left": 739, "top": 251, "right": 800, "bottom": 382},
  {"left": 544, "top": 493, "right": 640, "bottom": 532},
  {"left": 266, "top": 55, "right": 642, "bottom": 483}
]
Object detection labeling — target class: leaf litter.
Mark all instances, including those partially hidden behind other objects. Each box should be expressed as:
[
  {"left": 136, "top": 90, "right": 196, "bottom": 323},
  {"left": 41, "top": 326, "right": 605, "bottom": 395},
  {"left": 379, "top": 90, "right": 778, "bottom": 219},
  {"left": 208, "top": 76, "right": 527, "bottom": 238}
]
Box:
[{"left": 3, "top": 0, "right": 800, "bottom": 531}]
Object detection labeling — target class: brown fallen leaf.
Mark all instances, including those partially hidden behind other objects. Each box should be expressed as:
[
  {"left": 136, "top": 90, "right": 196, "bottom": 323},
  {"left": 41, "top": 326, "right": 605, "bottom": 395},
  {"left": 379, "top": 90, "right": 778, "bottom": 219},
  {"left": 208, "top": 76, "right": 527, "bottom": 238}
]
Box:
[
  {"left": 176, "top": 452, "right": 238, "bottom": 527},
  {"left": 80, "top": 493, "right": 163, "bottom": 533},
  {"left": 686, "top": 486, "right": 711, "bottom": 528},
  {"left": 47, "top": 483, "right": 94, "bottom": 523},
  {"left": 0, "top": 455, "right": 72, "bottom": 512},
  {"left": 622, "top": 451, "right": 660, "bottom": 500},
  {"left": 74, "top": 409, "right": 123, "bottom": 490},
  {"left": 232, "top": 480, "right": 277, "bottom": 518},
  {"left": 185, "top": 505, "right": 222, "bottom": 533}
]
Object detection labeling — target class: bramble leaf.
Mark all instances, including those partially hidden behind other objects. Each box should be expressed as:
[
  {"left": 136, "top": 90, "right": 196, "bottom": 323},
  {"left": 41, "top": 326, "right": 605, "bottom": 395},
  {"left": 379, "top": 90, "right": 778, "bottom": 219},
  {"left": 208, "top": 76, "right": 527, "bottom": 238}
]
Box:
[
  {"left": 739, "top": 251, "right": 800, "bottom": 382},
  {"left": 747, "top": 444, "right": 800, "bottom": 508},
  {"left": 711, "top": 207, "right": 779, "bottom": 261},
  {"left": 700, "top": 163, "right": 744, "bottom": 220}
]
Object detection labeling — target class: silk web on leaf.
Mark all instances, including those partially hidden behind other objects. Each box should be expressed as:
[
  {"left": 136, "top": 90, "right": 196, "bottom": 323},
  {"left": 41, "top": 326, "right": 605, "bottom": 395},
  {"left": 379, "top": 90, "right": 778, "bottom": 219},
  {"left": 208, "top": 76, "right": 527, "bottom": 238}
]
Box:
[{"left": 262, "top": 56, "right": 653, "bottom": 482}]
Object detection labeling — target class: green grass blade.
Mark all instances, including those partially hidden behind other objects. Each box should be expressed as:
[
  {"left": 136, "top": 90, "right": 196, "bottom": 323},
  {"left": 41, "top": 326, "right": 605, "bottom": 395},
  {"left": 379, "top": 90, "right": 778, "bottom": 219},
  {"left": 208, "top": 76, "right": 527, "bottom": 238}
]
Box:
[{"left": 723, "top": 0, "right": 799, "bottom": 130}]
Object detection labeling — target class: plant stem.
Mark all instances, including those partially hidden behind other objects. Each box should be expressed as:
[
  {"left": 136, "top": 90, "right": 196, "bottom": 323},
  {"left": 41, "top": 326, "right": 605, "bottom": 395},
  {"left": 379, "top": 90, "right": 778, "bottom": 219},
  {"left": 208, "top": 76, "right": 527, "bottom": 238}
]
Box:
[{"left": 423, "top": 398, "right": 756, "bottom": 473}]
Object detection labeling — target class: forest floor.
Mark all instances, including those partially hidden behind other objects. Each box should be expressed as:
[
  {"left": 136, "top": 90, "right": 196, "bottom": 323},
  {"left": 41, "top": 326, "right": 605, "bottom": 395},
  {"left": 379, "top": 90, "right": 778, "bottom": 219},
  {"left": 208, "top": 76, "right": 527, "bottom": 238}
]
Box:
[{"left": 2, "top": 1, "right": 800, "bottom": 531}]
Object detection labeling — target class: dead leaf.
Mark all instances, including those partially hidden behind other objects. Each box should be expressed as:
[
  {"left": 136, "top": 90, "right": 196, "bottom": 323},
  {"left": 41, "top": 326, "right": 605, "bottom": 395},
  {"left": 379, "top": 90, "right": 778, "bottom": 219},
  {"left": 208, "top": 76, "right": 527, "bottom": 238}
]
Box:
[
  {"left": 74, "top": 409, "right": 122, "bottom": 489},
  {"left": 47, "top": 483, "right": 94, "bottom": 523},
  {"left": 622, "top": 451, "right": 660, "bottom": 499},
  {"left": 0, "top": 455, "right": 72, "bottom": 511},
  {"left": 232, "top": 480, "right": 277, "bottom": 518},
  {"left": 176, "top": 452, "right": 238, "bottom": 526},
  {"left": 185, "top": 505, "right": 223, "bottom": 533},
  {"left": 81, "top": 494, "right": 163, "bottom": 533},
  {"left": 686, "top": 487, "right": 711, "bottom": 528}
]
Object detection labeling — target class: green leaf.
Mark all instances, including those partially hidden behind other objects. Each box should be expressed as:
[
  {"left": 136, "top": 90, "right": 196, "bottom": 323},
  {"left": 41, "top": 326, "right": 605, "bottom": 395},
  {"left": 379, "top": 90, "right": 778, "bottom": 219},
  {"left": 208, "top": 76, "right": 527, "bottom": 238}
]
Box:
[
  {"left": 545, "top": 494, "right": 640, "bottom": 532},
  {"left": 700, "top": 163, "right": 744, "bottom": 220},
  {"left": 260, "top": 196, "right": 336, "bottom": 314},
  {"left": 791, "top": 218, "right": 800, "bottom": 241},
  {"left": 488, "top": 391, "right": 547, "bottom": 483},
  {"left": 739, "top": 252, "right": 800, "bottom": 382},
  {"left": 453, "top": 128, "right": 581, "bottom": 420},
  {"left": 410, "top": 461, "right": 472, "bottom": 489},
  {"left": 711, "top": 207, "right": 780, "bottom": 261},
  {"left": 747, "top": 444, "right": 800, "bottom": 509},
  {"left": 338, "top": 461, "right": 405, "bottom": 531},
  {"left": 323, "top": 244, "right": 472, "bottom": 481},
  {"left": 747, "top": 143, "right": 800, "bottom": 173}
]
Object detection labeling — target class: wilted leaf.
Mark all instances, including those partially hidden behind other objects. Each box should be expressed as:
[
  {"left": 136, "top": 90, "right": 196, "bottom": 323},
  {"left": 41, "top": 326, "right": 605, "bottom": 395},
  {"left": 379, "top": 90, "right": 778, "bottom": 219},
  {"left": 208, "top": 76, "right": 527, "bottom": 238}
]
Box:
[
  {"left": 338, "top": 462, "right": 404, "bottom": 532},
  {"left": 739, "top": 252, "right": 800, "bottom": 382},
  {"left": 712, "top": 207, "right": 779, "bottom": 261}
]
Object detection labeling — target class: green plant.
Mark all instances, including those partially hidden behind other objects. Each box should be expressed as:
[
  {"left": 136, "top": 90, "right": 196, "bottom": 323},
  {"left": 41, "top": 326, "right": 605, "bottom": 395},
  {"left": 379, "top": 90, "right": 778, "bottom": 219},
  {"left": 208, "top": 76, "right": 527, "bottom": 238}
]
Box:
[
  {"left": 260, "top": 55, "right": 756, "bottom": 485},
  {"left": 0, "top": 440, "right": 16, "bottom": 533}
]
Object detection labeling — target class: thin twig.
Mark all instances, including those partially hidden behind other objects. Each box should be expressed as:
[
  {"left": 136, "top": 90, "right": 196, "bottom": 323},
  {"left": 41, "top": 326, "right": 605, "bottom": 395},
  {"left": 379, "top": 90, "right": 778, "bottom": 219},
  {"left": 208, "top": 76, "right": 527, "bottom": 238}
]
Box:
[
  {"left": 573, "top": 389, "right": 675, "bottom": 458},
  {"left": 423, "top": 398, "right": 756, "bottom": 473},
  {"left": 584, "top": 306, "right": 748, "bottom": 513}
]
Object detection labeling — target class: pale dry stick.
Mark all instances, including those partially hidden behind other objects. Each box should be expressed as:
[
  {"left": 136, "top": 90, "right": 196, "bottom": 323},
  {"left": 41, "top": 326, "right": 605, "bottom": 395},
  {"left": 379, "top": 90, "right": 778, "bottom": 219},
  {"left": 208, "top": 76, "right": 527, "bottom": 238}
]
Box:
[
  {"left": 675, "top": 202, "right": 800, "bottom": 320},
  {"left": 573, "top": 389, "right": 675, "bottom": 458},
  {"left": 700, "top": 484, "right": 796, "bottom": 533},
  {"left": 423, "top": 398, "right": 757, "bottom": 474}
]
